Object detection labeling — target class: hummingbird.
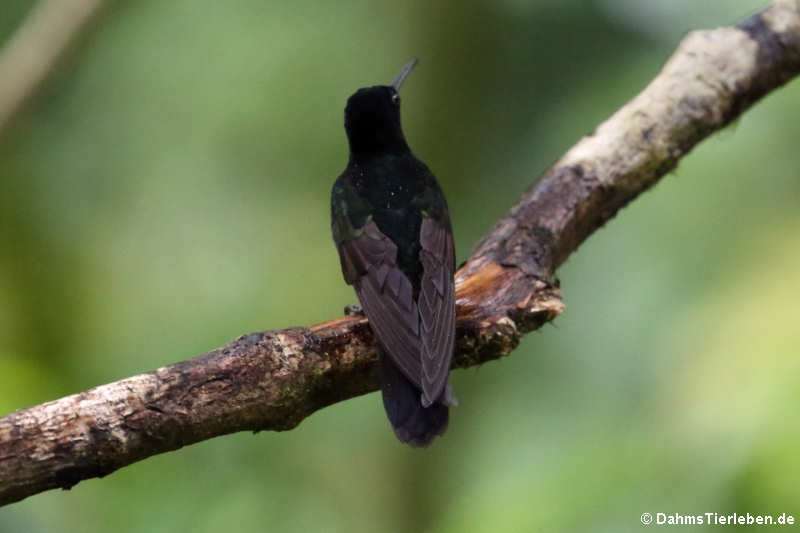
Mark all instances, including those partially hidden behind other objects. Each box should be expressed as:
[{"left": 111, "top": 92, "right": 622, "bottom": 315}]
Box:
[{"left": 331, "top": 59, "right": 457, "bottom": 446}]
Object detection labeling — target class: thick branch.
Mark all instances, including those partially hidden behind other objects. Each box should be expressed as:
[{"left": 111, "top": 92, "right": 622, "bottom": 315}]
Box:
[{"left": 2, "top": 0, "right": 799, "bottom": 507}]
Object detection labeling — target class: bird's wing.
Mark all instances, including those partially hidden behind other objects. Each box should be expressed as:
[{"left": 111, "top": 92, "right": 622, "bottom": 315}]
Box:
[
  {"left": 336, "top": 219, "right": 423, "bottom": 383},
  {"left": 418, "top": 216, "right": 456, "bottom": 406}
]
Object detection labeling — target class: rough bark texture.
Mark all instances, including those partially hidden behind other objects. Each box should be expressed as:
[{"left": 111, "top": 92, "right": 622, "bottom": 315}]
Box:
[{"left": 2, "top": 0, "right": 800, "bottom": 507}]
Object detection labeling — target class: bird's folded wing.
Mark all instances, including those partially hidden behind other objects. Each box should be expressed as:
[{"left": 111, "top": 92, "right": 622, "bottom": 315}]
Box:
[
  {"left": 418, "top": 217, "right": 456, "bottom": 406},
  {"left": 336, "top": 220, "right": 423, "bottom": 383}
]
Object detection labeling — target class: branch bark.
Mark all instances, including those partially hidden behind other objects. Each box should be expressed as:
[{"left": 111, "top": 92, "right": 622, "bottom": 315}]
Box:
[{"left": 2, "top": 0, "right": 799, "bottom": 507}]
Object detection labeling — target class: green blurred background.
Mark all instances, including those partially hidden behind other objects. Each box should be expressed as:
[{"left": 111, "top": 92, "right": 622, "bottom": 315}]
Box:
[{"left": 1, "top": 0, "right": 799, "bottom": 531}]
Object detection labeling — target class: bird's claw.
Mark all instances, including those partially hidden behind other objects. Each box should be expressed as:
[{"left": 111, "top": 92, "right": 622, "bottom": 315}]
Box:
[{"left": 344, "top": 304, "right": 363, "bottom": 315}]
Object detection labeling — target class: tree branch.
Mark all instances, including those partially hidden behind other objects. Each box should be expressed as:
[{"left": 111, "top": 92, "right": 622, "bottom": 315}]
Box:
[
  {"left": 0, "top": 0, "right": 105, "bottom": 133},
  {"left": 2, "top": 0, "right": 799, "bottom": 507}
]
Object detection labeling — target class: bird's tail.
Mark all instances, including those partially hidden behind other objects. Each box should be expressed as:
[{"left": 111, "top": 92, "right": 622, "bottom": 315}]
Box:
[{"left": 378, "top": 348, "right": 452, "bottom": 447}]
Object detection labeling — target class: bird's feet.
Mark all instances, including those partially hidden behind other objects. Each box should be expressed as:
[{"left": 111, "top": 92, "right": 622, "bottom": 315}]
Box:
[{"left": 344, "top": 304, "right": 363, "bottom": 315}]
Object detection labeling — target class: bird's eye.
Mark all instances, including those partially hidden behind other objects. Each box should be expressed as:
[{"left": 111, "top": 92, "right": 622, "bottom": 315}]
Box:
[{"left": 391, "top": 92, "right": 400, "bottom": 106}]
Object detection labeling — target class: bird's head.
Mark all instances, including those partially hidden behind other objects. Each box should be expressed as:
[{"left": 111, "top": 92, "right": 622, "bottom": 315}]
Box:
[{"left": 344, "top": 59, "right": 418, "bottom": 160}]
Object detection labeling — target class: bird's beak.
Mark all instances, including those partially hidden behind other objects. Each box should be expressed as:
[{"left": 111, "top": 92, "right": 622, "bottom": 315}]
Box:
[{"left": 392, "top": 58, "right": 418, "bottom": 91}]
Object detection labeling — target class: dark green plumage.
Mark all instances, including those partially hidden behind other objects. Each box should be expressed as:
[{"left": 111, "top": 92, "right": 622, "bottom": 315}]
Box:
[
  {"left": 332, "top": 153, "right": 450, "bottom": 296},
  {"left": 330, "top": 61, "right": 457, "bottom": 446}
]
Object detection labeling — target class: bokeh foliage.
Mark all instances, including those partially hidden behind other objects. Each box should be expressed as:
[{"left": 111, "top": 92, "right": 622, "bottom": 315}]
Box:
[{"left": 1, "top": 0, "right": 799, "bottom": 531}]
